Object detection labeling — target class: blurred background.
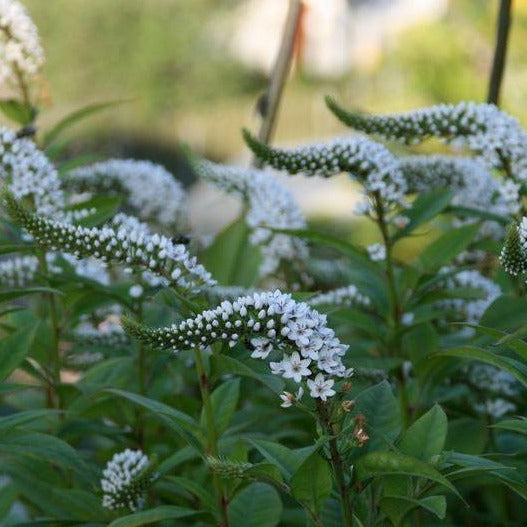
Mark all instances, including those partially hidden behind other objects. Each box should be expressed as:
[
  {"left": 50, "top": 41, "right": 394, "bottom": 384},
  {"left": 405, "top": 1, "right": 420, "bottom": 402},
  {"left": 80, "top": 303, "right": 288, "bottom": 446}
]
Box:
[{"left": 14, "top": 0, "right": 527, "bottom": 240}]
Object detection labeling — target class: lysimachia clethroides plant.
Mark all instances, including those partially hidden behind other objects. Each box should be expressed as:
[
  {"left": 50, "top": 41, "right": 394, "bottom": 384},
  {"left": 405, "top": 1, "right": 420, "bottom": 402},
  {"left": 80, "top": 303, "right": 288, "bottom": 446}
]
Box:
[{"left": 2, "top": 2, "right": 527, "bottom": 526}]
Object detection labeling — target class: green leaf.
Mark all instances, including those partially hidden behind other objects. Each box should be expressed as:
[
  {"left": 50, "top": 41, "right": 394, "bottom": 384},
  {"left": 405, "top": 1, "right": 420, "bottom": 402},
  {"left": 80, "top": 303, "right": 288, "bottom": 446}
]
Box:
[
  {"left": 228, "top": 483, "right": 282, "bottom": 527},
  {"left": 393, "top": 189, "right": 452, "bottom": 241},
  {"left": 43, "top": 100, "right": 127, "bottom": 148},
  {"left": 401, "top": 323, "right": 438, "bottom": 364},
  {"left": 164, "top": 476, "right": 216, "bottom": 512},
  {"left": 249, "top": 439, "right": 318, "bottom": 479},
  {"left": 416, "top": 223, "right": 480, "bottom": 272},
  {"left": 356, "top": 451, "right": 462, "bottom": 500},
  {"left": 201, "top": 378, "right": 240, "bottom": 434},
  {"left": 290, "top": 453, "right": 332, "bottom": 512},
  {"left": 105, "top": 389, "right": 202, "bottom": 452},
  {"left": 445, "top": 418, "right": 488, "bottom": 455},
  {"left": 107, "top": 506, "right": 198, "bottom": 527},
  {"left": 0, "top": 409, "right": 61, "bottom": 431},
  {"left": 398, "top": 405, "right": 447, "bottom": 462},
  {"left": 433, "top": 345, "right": 527, "bottom": 388},
  {"left": 201, "top": 218, "right": 261, "bottom": 286},
  {"left": 480, "top": 295, "right": 527, "bottom": 331},
  {"left": 0, "top": 287, "right": 64, "bottom": 303},
  {"left": 0, "top": 323, "right": 39, "bottom": 380},
  {"left": 381, "top": 495, "right": 446, "bottom": 525},
  {"left": 0, "top": 99, "right": 35, "bottom": 125},
  {"left": 493, "top": 417, "right": 527, "bottom": 436},
  {"left": 350, "top": 380, "right": 401, "bottom": 451}
]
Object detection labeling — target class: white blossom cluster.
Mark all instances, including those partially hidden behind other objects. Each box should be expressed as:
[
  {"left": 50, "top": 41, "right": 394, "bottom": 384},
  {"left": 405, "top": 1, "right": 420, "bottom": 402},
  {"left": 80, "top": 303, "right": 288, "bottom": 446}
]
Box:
[
  {"left": 0, "top": 127, "right": 64, "bottom": 215},
  {"left": 65, "top": 350, "right": 104, "bottom": 367},
  {"left": 65, "top": 159, "right": 187, "bottom": 228},
  {"left": 309, "top": 285, "right": 371, "bottom": 309},
  {"left": 0, "top": 0, "right": 44, "bottom": 90},
  {"left": 0, "top": 255, "right": 38, "bottom": 286},
  {"left": 367, "top": 243, "right": 386, "bottom": 262},
  {"left": 4, "top": 194, "right": 216, "bottom": 291},
  {"left": 101, "top": 449, "right": 153, "bottom": 511},
  {"left": 243, "top": 130, "right": 407, "bottom": 211},
  {"left": 473, "top": 398, "right": 516, "bottom": 419},
  {"left": 73, "top": 318, "right": 128, "bottom": 348},
  {"left": 60, "top": 253, "right": 110, "bottom": 285},
  {"left": 437, "top": 269, "right": 501, "bottom": 326},
  {"left": 327, "top": 99, "right": 527, "bottom": 184},
  {"left": 400, "top": 155, "right": 519, "bottom": 239},
  {"left": 195, "top": 159, "right": 308, "bottom": 276},
  {"left": 500, "top": 219, "right": 527, "bottom": 276},
  {"left": 125, "top": 290, "right": 352, "bottom": 403}
]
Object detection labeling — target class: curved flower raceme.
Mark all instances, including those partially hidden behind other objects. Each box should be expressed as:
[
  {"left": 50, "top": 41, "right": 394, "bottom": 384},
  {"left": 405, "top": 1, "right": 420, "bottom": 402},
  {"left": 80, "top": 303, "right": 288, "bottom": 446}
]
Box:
[
  {"left": 309, "top": 285, "right": 371, "bottom": 309},
  {"left": 0, "top": 127, "right": 64, "bottom": 215},
  {"left": 242, "top": 129, "right": 407, "bottom": 211},
  {"left": 0, "top": 0, "right": 44, "bottom": 90},
  {"left": 124, "top": 290, "right": 353, "bottom": 403},
  {"left": 326, "top": 97, "right": 527, "bottom": 183},
  {"left": 193, "top": 159, "right": 308, "bottom": 277},
  {"left": 101, "top": 449, "right": 155, "bottom": 511},
  {"left": 400, "top": 155, "right": 518, "bottom": 239},
  {"left": 500, "top": 219, "right": 527, "bottom": 276},
  {"left": 65, "top": 159, "right": 187, "bottom": 228},
  {"left": 3, "top": 193, "right": 216, "bottom": 291}
]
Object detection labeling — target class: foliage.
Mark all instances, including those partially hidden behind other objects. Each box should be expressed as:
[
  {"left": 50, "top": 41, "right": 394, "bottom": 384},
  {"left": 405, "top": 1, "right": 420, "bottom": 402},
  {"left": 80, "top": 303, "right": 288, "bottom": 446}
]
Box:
[{"left": 1, "top": 3, "right": 527, "bottom": 527}]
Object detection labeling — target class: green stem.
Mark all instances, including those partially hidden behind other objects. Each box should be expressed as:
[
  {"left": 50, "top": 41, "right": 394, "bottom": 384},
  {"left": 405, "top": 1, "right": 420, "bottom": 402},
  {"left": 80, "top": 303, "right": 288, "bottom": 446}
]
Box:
[
  {"left": 135, "top": 299, "right": 146, "bottom": 447},
  {"left": 37, "top": 250, "right": 62, "bottom": 410},
  {"left": 316, "top": 401, "right": 353, "bottom": 527},
  {"left": 193, "top": 348, "right": 229, "bottom": 527}
]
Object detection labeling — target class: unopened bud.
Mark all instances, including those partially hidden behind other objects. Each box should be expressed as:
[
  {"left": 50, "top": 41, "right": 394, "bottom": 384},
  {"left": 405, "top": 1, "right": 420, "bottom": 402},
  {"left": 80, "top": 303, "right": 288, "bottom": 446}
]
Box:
[{"left": 341, "top": 400, "right": 355, "bottom": 413}]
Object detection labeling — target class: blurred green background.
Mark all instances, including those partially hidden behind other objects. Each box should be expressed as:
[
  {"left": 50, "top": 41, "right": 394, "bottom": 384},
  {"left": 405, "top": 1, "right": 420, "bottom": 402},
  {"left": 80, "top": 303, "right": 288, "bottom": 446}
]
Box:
[{"left": 19, "top": 0, "right": 527, "bottom": 161}]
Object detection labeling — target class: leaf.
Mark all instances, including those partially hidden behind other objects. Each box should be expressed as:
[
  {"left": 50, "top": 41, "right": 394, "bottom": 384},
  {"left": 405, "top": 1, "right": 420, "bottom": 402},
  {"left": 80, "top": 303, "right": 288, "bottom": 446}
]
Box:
[
  {"left": 493, "top": 417, "right": 527, "bottom": 436},
  {"left": 433, "top": 345, "right": 527, "bottom": 388},
  {"left": 107, "top": 506, "right": 198, "bottom": 527},
  {"left": 0, "top": 287, "right": 64, "bottom": 303},
  {"left": 381, "top": 495, "right": 446, "bottom": 525},
  {"left": 0, "top": 323, "right": 39, "bottom": 380},
  {"left": 201, "top": 378, "right": 240, "bottom": 434},
  {"left": 355, "top": 451, "right": 462, "bottom": 500},
  {"left": 350, "top": 380, "right": 401, "bottom": 451},
  {"left": 416, "top": 223, "right": 480, "bottom": 272},
  {"left": 398, "top": 405, "right": 447, "bottom": 462},
  {"left": 0, "top": 409, "right": 61, "bottom": 431},
  {"left": 445, "top": 418, "right": 488, "bottom": 455},
  {"left": 0, "top": 99, "right": 35, "bottom": 125},
  {"left": 201, "top": 218, "right": 261, "bottom": 287},
  {"left": 480, "top": 295, "right": 527, "bottom": 331},
  {"left": 290, "top": 453, "right": 332, "bottom": 512},
  {"left": 393, "top": 189, "right": 452, "bottom": 241},
  {"left": 43, "top": 100, "right": 128, "bottom": 148},
  {"left": 228, "top": 483, "right": 282, "bottom": 527},
  {"left": 249, "top": 439, "right": 318, "bottom": 479},
  {"left": 401, "top": 323, "right": 438, "bottom": 364},
  {"left": 164, "top": 476, "right": 216, "bottom": 512},
  {"left": 105, "top": 389, "right": 202, "bottom": 452}
]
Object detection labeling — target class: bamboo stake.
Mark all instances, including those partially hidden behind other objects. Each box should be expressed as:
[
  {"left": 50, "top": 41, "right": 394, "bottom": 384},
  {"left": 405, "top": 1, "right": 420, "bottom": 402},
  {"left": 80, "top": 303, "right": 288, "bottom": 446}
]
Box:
[{"left": 253, "top": 0, "right": 303, "bottom": 166}]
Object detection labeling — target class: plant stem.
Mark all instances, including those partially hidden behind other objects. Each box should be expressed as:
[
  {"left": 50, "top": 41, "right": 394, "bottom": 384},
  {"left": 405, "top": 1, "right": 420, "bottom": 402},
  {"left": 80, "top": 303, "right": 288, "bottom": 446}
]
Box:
[
  {"left": 487, "top": 0, "right": 513, "bottom": 105},
  {"left": 135, "top": 299, "right": 146, "bottom": 447},
  {"left": 193, "top": 348, "right": 229, "bottom": 527},
  {"left": 37, "top": 250, "right": 62, "bottom": 410},
  {"left": 253, "top": 0, "right": 303, "bottom": 167},
  {"left": 316, "top": 401, "right": 353, "bottom": 527}
]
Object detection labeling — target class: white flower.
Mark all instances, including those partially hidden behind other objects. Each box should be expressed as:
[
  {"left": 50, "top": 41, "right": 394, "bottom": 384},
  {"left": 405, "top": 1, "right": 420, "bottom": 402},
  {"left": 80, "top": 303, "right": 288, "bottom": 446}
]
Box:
[
  {"left": 129, "top": 284, "right": 144, "bottom": 298},
  {"left": 282, "top": 351, "right": 311, "bottom": 382},
  {"left": 367, "top": 243, "right": 386, "bottom": 262},
  {"left": 65, "top": 159, "right": 187, "bottom": 228},
  {"left": 307, "top": 373, "right": 336, "bottom": 401},
  {"left": 309, "top": 284, "right": 371, "bottom": 309},
  {"left": 0, "top": 0, "right": 44, "bottom": 89},
  {"left": 250, "top": 337, "right": 273, "bottom": 359},
  {"left": 393, "top": 215, "right": 410, "bottom": 229},
  {"left": 279, "top": 386, "right": 304, "bottom": 408},
  {"left": 0, "top": 255, "right": 38, "bottom": 287},
  {"left": 401, "top": 312, "right": 414, "bottom": 326},
  {"left": 101, "top": 449, "right": 153, "bottom": 511}
]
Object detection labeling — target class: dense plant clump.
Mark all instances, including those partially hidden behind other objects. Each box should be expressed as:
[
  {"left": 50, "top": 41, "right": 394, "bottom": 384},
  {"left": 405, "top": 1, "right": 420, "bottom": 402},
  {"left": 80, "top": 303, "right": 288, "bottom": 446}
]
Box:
[{"left": 2, "top": 3, "right": 527, "bottom": 527}]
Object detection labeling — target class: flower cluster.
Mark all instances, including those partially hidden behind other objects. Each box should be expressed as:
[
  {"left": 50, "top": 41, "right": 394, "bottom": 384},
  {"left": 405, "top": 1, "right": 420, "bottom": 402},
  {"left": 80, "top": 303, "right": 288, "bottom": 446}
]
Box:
[
  {"left": 243, "top": 129, "right": 407, "bottom": 211},
  {"left": 500, "top": 220, "right": 527, "bottom": 276},
  {"left": 0, "top": 127, "right": 64, "bottom": 215},
  {"left": 124, "top": 290, "right": 352, "bottom": 403},
  {"left": 367, "top": 243, "right": 386, "bottom": 262},
  {"left": 65, "top": 159, "right": 187, "bottom": 228},
  {"left": 326, "top": 98, "right": 527, "bottom": 183},
  {"left": 3, "top": 193, "right": 216, "bottom": 291},
  {"left": 72, "top": 319, "right": 129, "bottom": 349},
  {"left": 194, "top": 159, "right": 308, "bottom": 276},
  {"left": 101, "top": 449, "right": 154, "bottom": 511},
  {"left": 400, "top": 155, "right": 518, "bottom": 239},
  {"left": 309, "top": 285, "right": 371, "bottom": 309},
  {"left": 437, "top": 269, "right": 501, "bottom": 326},
  {"left": 0, "top": 0, "right": 44, "bottom": 90},
  {"left": 0, "top": 254, "right": 38, "bottom": 287}
]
